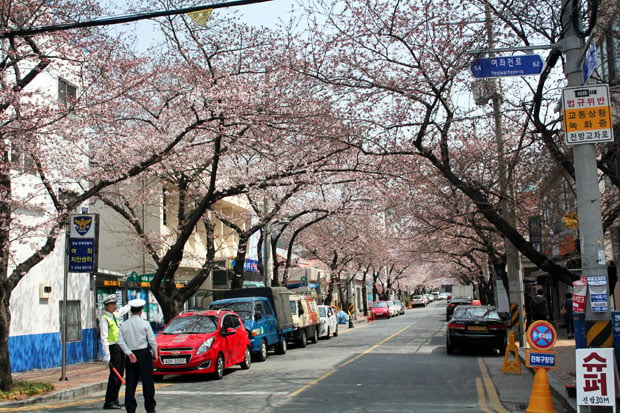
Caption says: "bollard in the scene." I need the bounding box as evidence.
[525,368,555,413]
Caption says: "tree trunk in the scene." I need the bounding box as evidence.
[338,280,347,309]
[0,142,12,391]
[325,278,335,306]
[0,282,12,391]
[361,283,368,316]
[230,234,250,289]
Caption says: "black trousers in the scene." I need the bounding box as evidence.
[104,344,125,407]
[125,348,156,413]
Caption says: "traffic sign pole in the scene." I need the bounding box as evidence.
[525,321,557,412]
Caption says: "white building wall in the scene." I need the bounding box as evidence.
[7,56,95,372]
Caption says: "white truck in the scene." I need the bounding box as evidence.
[450,284,474,299]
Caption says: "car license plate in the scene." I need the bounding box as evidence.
[468,326,487,332]
[162,358,186,365]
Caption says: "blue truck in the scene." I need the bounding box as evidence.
[208,287,294,361]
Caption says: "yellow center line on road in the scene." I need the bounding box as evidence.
[0,383,172,412]
[477,357,511,413]
[289,326,410,398]
[476,378,493,413]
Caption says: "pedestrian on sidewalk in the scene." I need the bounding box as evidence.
[100,294,131,410]
[562,292,574,338]
[527,288,549,329]
[118,298,158,413]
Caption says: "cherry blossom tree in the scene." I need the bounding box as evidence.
[289,0,578,287]
[0,0,215,390]
[94,11,361,322]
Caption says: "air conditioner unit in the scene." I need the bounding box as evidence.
[39,284,52,299]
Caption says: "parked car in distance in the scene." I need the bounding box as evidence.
[446,305,507,355]
[446,297,472,321]
[153,309,251,380]
[438,292,451,301]
[387,300,398,317]
[317,305,338,338]
[425,294,435,303]
[411,295,427,308]
[371,301,391,319]
[393,299,405,315]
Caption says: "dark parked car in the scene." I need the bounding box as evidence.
[445,297,472,321]
[446,305,507,355]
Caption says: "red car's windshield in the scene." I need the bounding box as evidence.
[161,315,218,335]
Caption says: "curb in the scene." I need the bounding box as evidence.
[0,381,106,409]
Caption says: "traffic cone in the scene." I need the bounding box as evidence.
[525,368,555,413]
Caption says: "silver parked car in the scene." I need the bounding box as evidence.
[393,299,405,315]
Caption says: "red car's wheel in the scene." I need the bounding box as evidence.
[240,347,251,370]
[212,354,225,380]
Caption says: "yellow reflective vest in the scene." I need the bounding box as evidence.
[102,313,120,344]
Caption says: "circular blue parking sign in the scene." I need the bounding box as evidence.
[526,321,557,351]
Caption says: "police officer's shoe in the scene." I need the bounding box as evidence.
[103,404,121,409]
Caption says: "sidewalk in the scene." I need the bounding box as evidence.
[0,361,109,409]
[0,316,579,412]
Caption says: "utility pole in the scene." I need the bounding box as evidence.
[483,4,525,346]
[562,0,611,325]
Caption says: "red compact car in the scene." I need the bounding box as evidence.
[153,309,251,380]
[371,301,391,319]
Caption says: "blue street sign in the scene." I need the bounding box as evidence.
[582,43,596,85]
[527,351,557,368]
[470,54,545,78]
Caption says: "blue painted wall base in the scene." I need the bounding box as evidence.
[9,328,97,372]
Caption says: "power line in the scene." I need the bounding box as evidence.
[0,0,273,39]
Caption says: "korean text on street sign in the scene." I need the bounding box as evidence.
[582,43,596,85]
[562,84,614,144]
[526,350,557,368]
[470,54,544,78]
[68,214,98,272]
[576,348,616,406]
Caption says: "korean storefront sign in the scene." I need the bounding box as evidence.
[576,348,616,407]
[562,84,614,145]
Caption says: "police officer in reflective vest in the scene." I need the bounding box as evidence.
[118,298,158,413]
[100,294,130,409]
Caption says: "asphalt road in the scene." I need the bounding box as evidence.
[23,302,524,413]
